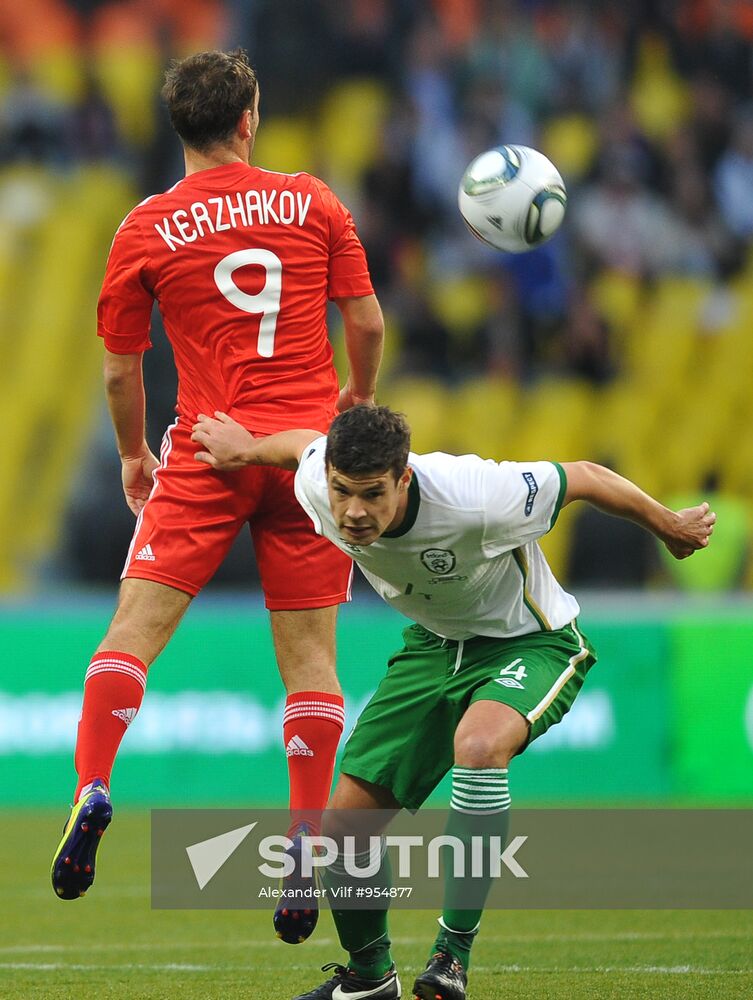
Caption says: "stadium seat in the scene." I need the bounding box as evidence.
[630,35,690,139]
[427,274,492,341]
[319,79,390,186]
[253,118,316,176]
[95,45,160,146]
[450,377,520,459]
[588,270,642,342]
[718,422,753,498]
[28,46,84,104]
[541,114,598,182]
[0,166,135,591]
[379,378,449,454]
[625,277,710,388]
[0,54,9,97]
[502,378,596,464]
[588,382,662,497]
[486,378,597,579]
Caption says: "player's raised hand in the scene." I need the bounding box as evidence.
[663,501,716,559]
[192,411,254,471]
[121,450,160,515]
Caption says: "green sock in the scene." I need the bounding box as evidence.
[433,916,480,971]
[432,765,511,970]
[324,843,393,979]
[346,928,392,979]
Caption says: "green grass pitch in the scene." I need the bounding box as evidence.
[4,811,752,999]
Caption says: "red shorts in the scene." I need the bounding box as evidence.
[122,418,352,609]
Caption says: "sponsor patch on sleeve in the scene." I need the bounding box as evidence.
[522,471,538,516]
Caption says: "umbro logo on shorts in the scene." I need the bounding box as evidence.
[286,735,314,757]
[495,677,525,689]
[135,544,156,561]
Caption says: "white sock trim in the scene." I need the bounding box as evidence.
[451,766,510,814]
[438,915,480,935]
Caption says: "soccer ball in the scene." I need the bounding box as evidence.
[458,145,567,253]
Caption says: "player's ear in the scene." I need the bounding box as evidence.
[238,108,253,140]
[399,467,412,491]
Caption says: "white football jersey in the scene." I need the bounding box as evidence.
[294,437,580,640]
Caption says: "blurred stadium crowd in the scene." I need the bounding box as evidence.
[1,0,751,593]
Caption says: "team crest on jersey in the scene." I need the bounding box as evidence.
[420,548,456,575]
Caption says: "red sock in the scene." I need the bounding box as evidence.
[73,650,148,802]
[283,691,345,834]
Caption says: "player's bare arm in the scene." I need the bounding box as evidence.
[335,293,384,411]
[561,460,716,559]
[192,412,319,472]
[103,348,159,515]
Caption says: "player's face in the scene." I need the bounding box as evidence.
[327,466,411,546]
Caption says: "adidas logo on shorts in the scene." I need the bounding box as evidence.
[286,735,314,757]
[135,544,156,562]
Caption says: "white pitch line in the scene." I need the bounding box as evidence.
[0,939,335,954]
[411,965,752,976]
[0,964,229,972]
[0,962,749,975]
[427,929,753,945]
[5,887,148,901]
[1,929,750,956]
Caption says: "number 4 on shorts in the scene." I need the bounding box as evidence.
[495,657,527,689]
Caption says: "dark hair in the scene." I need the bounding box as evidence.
[162,49,258,152]
[325,405,411,480]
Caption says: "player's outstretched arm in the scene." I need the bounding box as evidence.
[192,412,319,472]
[560,461,716,560]
[335,293,384,411]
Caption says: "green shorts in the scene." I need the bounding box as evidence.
[341,620,596,811]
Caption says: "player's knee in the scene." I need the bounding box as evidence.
[454,727,520,768]
[100,581,191,660]
[107,601,165,642]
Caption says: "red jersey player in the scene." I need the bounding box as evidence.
[51,50,384,945]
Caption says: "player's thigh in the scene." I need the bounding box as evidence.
[123,418,251,596]
[464,621,597,751]
[98,578,192,665]
[341,625,464,812]
[249,466,352,612]
[270,605,340,693]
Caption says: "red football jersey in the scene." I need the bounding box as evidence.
[97,162,374,433]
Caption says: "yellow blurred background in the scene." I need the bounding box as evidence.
[1,0,752,595]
